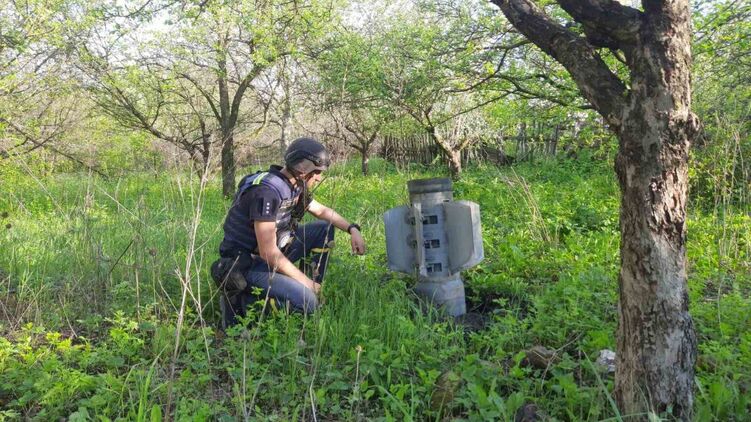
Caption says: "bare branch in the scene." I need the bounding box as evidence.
[0,117,108,178]
[229,65,267,128]
[490,0,628,128]
[446,41,528,94]
[178,72,222,122]
[434,93,511,126]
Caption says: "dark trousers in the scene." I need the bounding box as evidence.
[221,221,335,327]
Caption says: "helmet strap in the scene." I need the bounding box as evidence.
[283,164,324,194]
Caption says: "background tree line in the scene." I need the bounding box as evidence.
[0,0,638,182]
[4,1,746,193]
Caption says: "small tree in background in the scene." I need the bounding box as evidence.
[314,28,393,175]
[80,0,333,195]
[317,1,521,177]
[0,0,97,171]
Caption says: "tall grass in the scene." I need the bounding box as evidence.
[0,155,749,420]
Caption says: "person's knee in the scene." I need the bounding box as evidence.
[264,274,320,314]
[300,221,335,252]
[299,287,319,314]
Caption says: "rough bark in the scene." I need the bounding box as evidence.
[490,0,698,419]
[221,134,235,195]
[200,130,211,173]
[614,1,698,417]
[215,43,262,196]
[491,0,628,127]
[426,127,463,177]
[218,50,235,197]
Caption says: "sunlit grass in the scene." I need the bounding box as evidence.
[0,156,748,420]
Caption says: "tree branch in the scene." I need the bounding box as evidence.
[434,92,511,126]
[0,118,108,178]
[490,0,628,128]
[178,72,222,123]
[229,65,266,128]
[557,0,642,48]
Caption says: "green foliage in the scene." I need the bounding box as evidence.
[0,0,99,163]
[691,0,751,213]
[1,156,749,419]
[316,0,517,164]
[1,1,749,418]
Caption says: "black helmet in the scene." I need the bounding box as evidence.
[284,137,330,175]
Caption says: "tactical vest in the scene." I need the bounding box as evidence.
[219,168,301,256]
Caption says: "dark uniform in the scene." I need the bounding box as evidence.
[216,165,334,327]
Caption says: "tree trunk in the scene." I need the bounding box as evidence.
[221,132,235,197]
[517,122,528,161]
[361,151,369,176]
[189,151,206,178]
[447,149,461,178]
[490,0,699,419]
[201,141,210,172]
[613,5,698,419]
[280,82,293,157]
[217,42,235,197]
[614,127,696,419]
[548,125,559,156]
[200,123,211,175]
[427,127,462,177]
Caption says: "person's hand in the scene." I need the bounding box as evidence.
[304,278,321,296]
[310,282,321,296]
[350,229,367,255]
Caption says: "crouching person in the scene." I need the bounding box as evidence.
[211,137,366,328]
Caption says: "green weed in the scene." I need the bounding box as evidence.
[0,156,749,420]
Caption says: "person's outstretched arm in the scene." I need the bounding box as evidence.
[307,200,366,255]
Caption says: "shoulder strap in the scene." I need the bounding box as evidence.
[252,172,269,185]
[237,171,260,190]
[237,170,288,200]
[233,171,264,205]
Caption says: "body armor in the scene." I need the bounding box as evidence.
[220,167,303,257]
